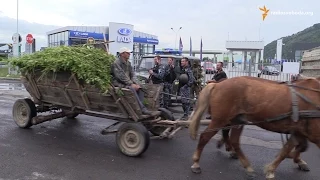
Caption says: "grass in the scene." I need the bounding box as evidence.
[0,67,21,78]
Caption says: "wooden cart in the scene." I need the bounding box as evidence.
[12,69,191,157]
[11,42,213,157]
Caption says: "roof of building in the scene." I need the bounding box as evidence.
[46,25,158,39]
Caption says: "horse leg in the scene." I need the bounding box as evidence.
[286,136,310,171]
[191,120,223,174]
[229,126,255,179]
[216,129,228,149]
[287,149,310,171]
[264,135,296,180]
[216,128,238,159]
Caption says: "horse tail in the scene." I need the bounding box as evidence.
[189,83,216,140]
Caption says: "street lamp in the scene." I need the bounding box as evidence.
[171,27,182,49]
[17,0,19,33]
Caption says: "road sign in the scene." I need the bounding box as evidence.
[12,33,22,44]
[26,34,34,44]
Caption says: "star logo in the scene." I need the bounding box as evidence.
[259,5,270,21]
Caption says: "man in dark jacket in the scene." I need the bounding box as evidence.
[206,61,227,119]
[111,47,160,116]
[179,57,195,120]
[163,56,177,109]
[149,55,166,84]
[206,61,227,84]
[149,55,166,107]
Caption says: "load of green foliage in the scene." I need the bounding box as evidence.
[9,45,116,91]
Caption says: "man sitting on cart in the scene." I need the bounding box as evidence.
[111,47,161,116]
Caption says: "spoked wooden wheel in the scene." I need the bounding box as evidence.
[12,98,37,128]
[116,123,150,157]
[149,108,175,136]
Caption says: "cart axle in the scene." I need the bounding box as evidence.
[31,111,75,125]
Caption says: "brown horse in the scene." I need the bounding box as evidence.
[216,75,316,169]
[188,76,320,179]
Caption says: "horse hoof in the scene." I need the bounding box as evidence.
[230,152,238,159]
[246,172,256,180]
[298,164,310,171]
[191,167,202,174]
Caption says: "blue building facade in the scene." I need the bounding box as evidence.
[46,25,159,66]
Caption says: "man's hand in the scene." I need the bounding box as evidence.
[131,84,141,91]
[148,70,153,75]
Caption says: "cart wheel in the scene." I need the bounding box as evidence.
[149,108,175,136]
[12,98,37,128]
[116,123,150,157]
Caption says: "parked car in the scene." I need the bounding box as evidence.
[261,66,280,75]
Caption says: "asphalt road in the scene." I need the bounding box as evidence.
[0,89,319,180]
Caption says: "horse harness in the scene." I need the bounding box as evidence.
[285,80,320,137]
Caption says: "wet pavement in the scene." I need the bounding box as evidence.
[0,89,319,180]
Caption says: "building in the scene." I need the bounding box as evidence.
[46,22,159,66]
[0,43,13,59]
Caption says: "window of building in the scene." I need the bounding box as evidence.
[48,31,70,47]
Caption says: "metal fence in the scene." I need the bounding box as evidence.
[203,59,301,82]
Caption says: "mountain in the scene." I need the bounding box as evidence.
[263,23,320,60]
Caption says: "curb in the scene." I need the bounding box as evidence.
[0,77,21,82]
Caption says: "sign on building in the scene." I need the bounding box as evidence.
[108,22,134,61]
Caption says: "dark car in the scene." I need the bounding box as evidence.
[261,66,280,75]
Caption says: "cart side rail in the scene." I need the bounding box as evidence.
[21,70,163,122]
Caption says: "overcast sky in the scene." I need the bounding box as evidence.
[0,0,318,51]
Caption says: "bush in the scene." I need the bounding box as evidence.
[9,45,116,91]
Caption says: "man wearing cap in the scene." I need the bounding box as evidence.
[111,47,160,116]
